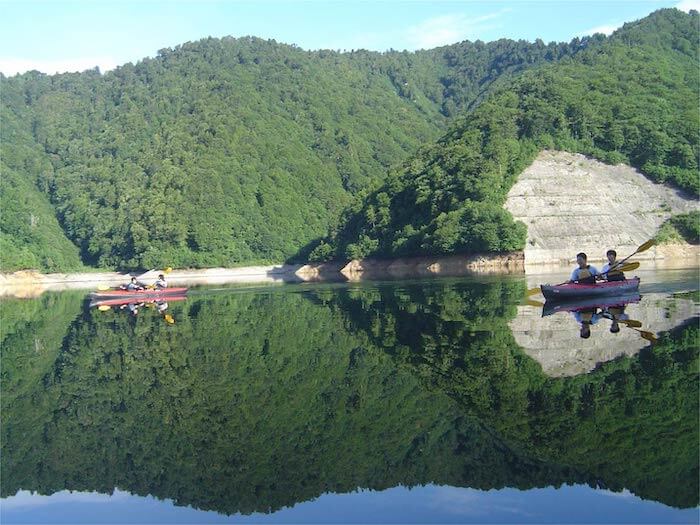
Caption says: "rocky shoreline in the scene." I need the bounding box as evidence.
[1,247,697,298]
[0,252,525,297]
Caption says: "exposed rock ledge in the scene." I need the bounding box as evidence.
[505,150,699,265]
[333,252,524,280]
[0,253,523,297]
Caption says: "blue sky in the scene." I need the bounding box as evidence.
[2,485,697,523]
[0,0,698,76]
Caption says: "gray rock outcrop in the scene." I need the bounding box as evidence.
[505,151,699,265]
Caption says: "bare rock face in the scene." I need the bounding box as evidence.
[338,252,525,280]
[509,293,698,377]
[505,151,699,265]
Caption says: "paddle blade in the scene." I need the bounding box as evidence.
[636,239,655,253]
[164,267,173,274]
[620,319,643,328]
[96,284,112,291]
[614,261,640,272]
[98,305,111,311]
[527,287,541,296]
[638,330,657,342]
[525,299,544,307]
[164,314,175,324]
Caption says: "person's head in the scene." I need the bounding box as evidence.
[132,308,139,316]
[131,277,137,283]
[576,252,588,268]
[580,323,591,338]
[610,320,621,333]
[158,274,165,280]
[606,250,617,264]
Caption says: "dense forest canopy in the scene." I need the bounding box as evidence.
[319,8,699,261]
[0,8,696,271]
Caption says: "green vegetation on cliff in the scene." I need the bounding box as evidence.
[320,8,699,260]
[656,211,700,244]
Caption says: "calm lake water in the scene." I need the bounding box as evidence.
[2,268,698,524]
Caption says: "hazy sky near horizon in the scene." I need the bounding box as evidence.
[1,0,698,76]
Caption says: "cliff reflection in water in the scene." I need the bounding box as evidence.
[1,279,697,518]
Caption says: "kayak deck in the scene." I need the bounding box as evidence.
[90,287,188,299]
[540,278,640,301]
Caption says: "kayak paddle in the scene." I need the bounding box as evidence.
[612,240,655,269]
[137,266,173,280]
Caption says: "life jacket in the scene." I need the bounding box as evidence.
[576,266,596,284]
[607,268,625,281]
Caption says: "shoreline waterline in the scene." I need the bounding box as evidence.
[1,249,697,298]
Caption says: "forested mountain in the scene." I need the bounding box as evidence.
[0,8,696,271]
[1,29,594,271]
[319,8,698,261]
[0,99,83,271]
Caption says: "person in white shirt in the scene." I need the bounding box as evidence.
[154,274,168,289]
[568,252,599,284]
[601,250,625,281]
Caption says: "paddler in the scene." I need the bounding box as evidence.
[601,250,625,282]
[154,274,168,290]
[568,252,599,284]
[573,308,601,339]
[119,276,145,291]
[120,301,144,316]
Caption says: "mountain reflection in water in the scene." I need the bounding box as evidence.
[1,272,698,520]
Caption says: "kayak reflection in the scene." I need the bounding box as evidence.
[542,294,655,341]
[90,295,185,323]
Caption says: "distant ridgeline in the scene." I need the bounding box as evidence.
[0,8,697,272]
[1,283,697,512]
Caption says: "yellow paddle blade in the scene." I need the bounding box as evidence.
[526,287,541,296]
[98,305,111,311]
[164,267,173,274]
[164,314,175,324]
[636,239,655,253]
[638,330,657,342]
[617,261,640,272]
[96,284,112,291]
[525,299,544,307]
[620,319,642,328]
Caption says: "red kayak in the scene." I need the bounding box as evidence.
[90,287,189,300]
[90,295,187,308]
[540,278,640,300]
